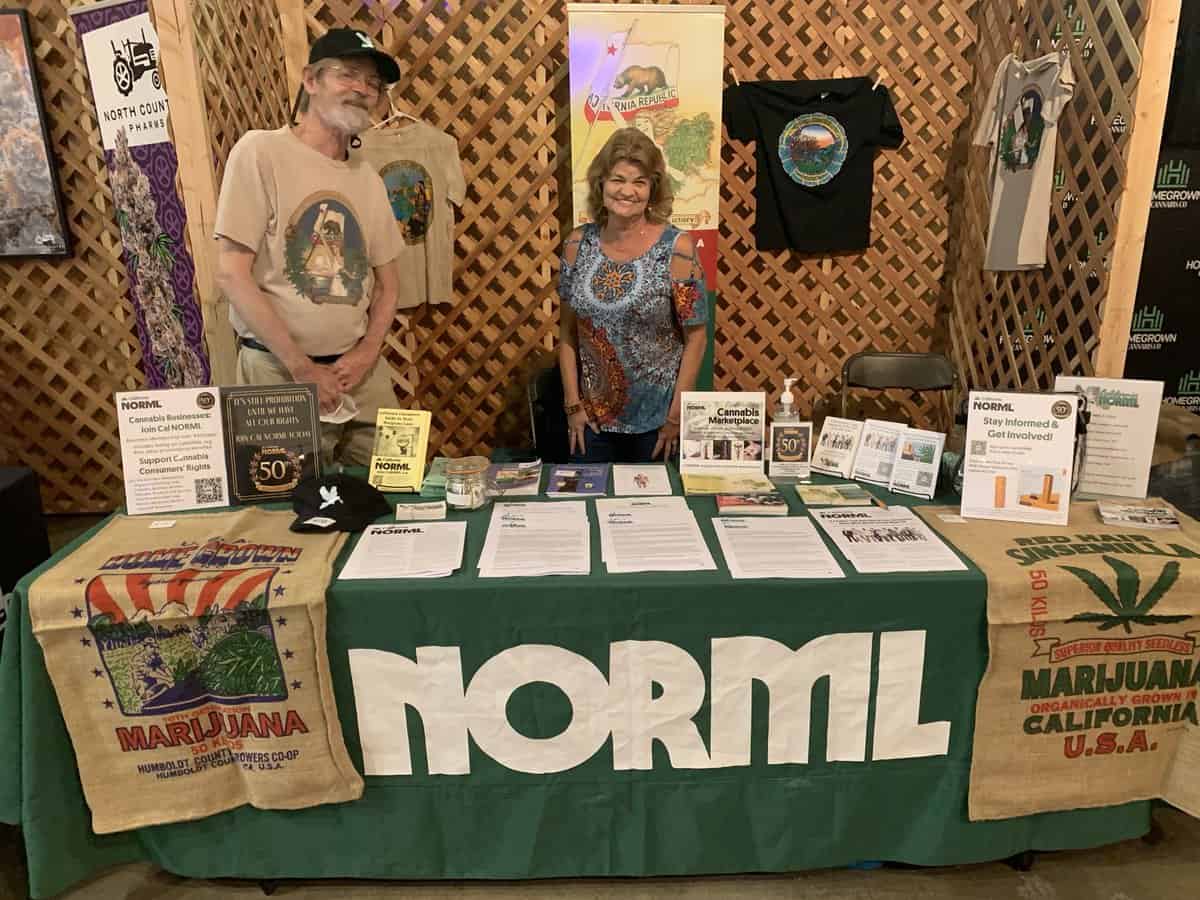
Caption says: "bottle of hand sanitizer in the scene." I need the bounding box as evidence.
[773,376,799,423]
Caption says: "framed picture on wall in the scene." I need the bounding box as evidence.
[0,9,71,257]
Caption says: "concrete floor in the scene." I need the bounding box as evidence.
[1,809,1198,898]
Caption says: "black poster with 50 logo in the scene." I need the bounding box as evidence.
[221,384,321,503]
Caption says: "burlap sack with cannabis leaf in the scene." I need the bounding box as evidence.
[28,508,363,834]
[919,502,1200,820]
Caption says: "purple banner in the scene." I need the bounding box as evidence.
[71,0,210,388]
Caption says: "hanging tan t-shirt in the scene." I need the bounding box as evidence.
[214,127,404,355]
[972,52,1075,271]
[355,123,466,308]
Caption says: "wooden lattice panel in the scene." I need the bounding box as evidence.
[287,0,981,452]
[948,0,1147,390]
[719,2,980,426]
[0,0,144,513]
[192,0,291,184]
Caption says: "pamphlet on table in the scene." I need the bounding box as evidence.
[852,418,904,486]
[812,416,864,478]
[597,497,715,573]
[960,391,1078,526]
[768,421,812,479]
[679,391,766,494]
[612,464,673,496]
[487,460,542,496]
[795,482,873,506]
[394,499,446,521]
[222,383,322,504]
[1054,375,1162,499]
[116,387,229,516]
[367,408,431,492]
[714,516,845,579]
[338,522,467,579]
[888,427,945,500]
[680,471,776,495]
[546,463,609,496]
[716,492,788,515]
[478,501,590,576]
[811,506,967,573]
[420,456,450,498]
[1096,501,1181,530]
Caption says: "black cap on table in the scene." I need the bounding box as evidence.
[290,473,391,533]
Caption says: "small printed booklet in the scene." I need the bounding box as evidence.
[487,460,542,496]
[1096,502,1181,530]
[716,492,789,516]
[546,463,609,497]
[795,483,874,506]
[681,471,776,495]
[612,464,673,496]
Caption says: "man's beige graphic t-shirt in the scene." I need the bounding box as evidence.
[972,52,1075,271]
[214,128,403,355]
[356,123,466,308]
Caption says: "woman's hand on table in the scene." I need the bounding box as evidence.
[568,408,598,456]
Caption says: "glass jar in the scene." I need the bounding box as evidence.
[445,456,491,510]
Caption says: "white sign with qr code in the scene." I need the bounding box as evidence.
[115,386,229,516]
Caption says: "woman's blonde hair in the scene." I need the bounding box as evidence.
[585,127,673,226]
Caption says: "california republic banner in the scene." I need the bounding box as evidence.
[918,503,1200,820]
[566,3,724,287]
[28,509,362,833]
[71,0,209,387]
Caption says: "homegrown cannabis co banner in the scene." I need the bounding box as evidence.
[1123,146,1200,409]
[566,3,724,288]
[71,0,209,388]
[920,503,1200,820]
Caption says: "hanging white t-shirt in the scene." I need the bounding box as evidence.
[972,52,1075,271]
[355,123,466,307]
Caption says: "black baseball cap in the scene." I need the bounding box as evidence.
[309,28,401,84]
[290,473,391,533]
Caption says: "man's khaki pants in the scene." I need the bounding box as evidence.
[236,346,396,466]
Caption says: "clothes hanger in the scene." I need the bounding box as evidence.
[727,62,741,86]
[372,89,420,130]
[872,71,884,90]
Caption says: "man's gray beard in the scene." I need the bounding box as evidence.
[316,101,371,136]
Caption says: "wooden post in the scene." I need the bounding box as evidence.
[276,0,308,100]
[152,0,235,385]
[1094,0,1182,377]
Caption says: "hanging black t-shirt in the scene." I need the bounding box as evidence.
[723,78,904,252]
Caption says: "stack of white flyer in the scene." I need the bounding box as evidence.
[478,501,591,577]
[810,506,966,574]
[612,464,673,496]
[596,497,716,574]
[338,522,467,579]
[714,517,845,579]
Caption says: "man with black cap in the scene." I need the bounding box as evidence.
[214,29,405,466]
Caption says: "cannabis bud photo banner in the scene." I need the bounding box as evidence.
[27,509,362,833]
[919,503,1200,821]
[71,0,209,388]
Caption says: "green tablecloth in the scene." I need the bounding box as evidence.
[0,476,1150,898]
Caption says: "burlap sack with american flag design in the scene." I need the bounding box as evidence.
[28,508,363,833]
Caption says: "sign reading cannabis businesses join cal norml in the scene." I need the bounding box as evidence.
[920,503,1200,820]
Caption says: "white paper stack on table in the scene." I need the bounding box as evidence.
[596,497,716,574]
[478,501,591,577]
[612,464,673,496]
[714,517,845,579]
[338,522,467,579]
[810,506,966,574]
